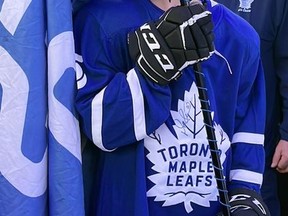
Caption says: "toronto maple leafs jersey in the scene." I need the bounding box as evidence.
[73,0,266,215]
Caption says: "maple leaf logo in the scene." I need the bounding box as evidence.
[144,82,230,213]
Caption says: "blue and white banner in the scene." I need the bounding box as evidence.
[0,0,85,215]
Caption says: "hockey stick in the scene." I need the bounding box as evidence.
[180,0,231,215]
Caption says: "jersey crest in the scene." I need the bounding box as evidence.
[144,82,230,213]
[238,0,255,12]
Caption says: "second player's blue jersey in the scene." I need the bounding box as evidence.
[74,0,266,215]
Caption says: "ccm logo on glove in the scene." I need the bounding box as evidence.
[128,3,215,85]
[140,24,175,72]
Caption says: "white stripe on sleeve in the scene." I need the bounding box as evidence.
[230,169,263,185]
[91,87,115,152]
[232,132,264,145]
[127,68,147,141]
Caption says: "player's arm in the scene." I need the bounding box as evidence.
[228,45,265,189]
[271,1,288,173]
[275,0,288,142]
[226,26,270,215]
[74,8,164,152]
[74,5,214,151]
[216,34,270,216]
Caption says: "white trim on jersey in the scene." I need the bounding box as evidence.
[230,169,263,185]
[91,87,115,152]
[211,0,218,7]
[127,68,147,141]
[232,132,264,145]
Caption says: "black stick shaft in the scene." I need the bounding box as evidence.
[179,1,231,215]
[193,64,230,216]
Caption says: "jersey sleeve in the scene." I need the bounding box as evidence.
[73,8,172,151]
[210,3,266,193]
[229,37,266,192]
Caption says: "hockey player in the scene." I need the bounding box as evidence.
[74,0,270,215]
[215,1,288,215]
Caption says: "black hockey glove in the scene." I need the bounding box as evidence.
[229,188,271,216]
[128,3,214,85]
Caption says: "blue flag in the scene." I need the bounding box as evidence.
[0,0,85,215]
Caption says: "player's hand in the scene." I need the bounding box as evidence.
[229,188,270,216]
[271,139,288,173]
[128,3,214,85]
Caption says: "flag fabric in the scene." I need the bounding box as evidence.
[0,0,85,215]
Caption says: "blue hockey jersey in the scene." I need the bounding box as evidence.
[73,0,266,215]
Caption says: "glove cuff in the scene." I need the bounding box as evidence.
[229,188,271,216]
